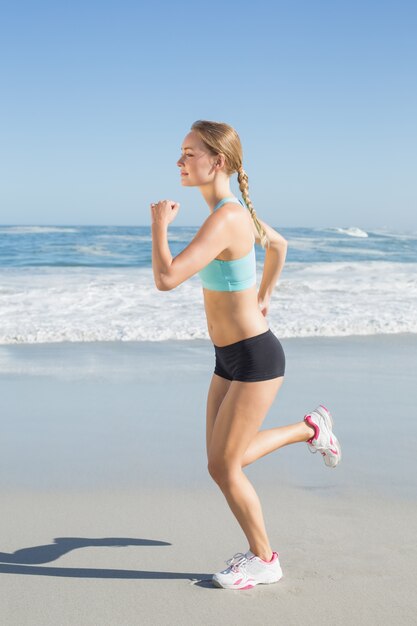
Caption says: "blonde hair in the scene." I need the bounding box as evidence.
[190,120,269,249]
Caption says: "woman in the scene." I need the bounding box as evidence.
[150,120,342,590]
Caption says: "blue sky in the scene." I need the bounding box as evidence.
[1,0,416,229]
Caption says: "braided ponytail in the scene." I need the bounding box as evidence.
[237,166,269,249]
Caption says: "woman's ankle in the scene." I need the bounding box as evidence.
[250,547,274,562]
[303,420,315,441]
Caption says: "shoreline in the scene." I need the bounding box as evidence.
[1,333,416,498]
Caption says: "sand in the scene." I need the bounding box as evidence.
[1,334,416,625]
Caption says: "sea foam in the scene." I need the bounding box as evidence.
[0,262,416,344]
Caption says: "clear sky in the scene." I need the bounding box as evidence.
[1,0,416,229]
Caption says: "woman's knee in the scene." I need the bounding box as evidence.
[207,457,241,485]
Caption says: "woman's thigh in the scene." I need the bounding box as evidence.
[207,376,284,472]
[206,373,232,458]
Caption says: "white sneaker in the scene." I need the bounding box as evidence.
[212,550,283,590]
[304,404,342,468]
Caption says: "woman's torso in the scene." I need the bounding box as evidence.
[203,202,269,347]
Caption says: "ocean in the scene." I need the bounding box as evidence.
[0,224,416,344]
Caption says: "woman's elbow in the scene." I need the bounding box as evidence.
[157,274,174,291]
[154,275,168,290]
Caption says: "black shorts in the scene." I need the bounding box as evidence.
[213,328,286,382]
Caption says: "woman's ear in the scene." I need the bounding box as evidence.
[216,154,226,168]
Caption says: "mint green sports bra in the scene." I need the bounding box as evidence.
[198,196,256,292]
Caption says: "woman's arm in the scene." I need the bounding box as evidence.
[250,215,288,302]
[151,221,173,290]
[258,240,288,302]
[151,202,232,291]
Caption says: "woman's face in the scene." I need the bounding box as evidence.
[177,131,219,186]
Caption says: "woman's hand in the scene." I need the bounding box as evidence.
[150,199,180,225]
[258,294,270,317]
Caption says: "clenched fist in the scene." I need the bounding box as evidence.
[150,199,180,225]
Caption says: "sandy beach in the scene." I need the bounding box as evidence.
[1,334,416,625]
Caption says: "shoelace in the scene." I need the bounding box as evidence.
[225,552,249,573]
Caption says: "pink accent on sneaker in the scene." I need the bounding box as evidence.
[240,583,254,590]
[305,414,320,442]
[234,578,243,585]
[260,551,278,563]
[330,448,339,455]
[320,404,328,412]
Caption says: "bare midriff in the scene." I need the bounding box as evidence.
[202,204,269,347]
[203,285,269,347]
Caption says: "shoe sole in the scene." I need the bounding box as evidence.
[212,572,283,590]
[323,435,342,467]
[315,405,341,467]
